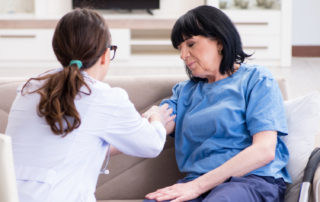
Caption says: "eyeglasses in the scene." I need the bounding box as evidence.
[107,45,117,61]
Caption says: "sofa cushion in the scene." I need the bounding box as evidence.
[95,138,185,200]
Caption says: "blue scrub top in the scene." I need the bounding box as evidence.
[161,64,291,183]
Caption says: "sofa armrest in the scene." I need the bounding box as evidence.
[0,134,19,202]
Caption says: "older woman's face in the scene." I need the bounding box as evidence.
[178,35,223,82]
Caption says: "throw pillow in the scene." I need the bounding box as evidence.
[282,91,320,202]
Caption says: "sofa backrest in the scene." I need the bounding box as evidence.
[0,79,26,134]
[0,76,288,133]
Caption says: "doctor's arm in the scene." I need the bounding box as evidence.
[145,130,277,202]
[109,105,175,157]
[164,119,175,135]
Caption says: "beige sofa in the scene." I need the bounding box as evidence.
[0,75,319,202]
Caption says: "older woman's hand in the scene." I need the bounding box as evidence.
[145,180,202,202]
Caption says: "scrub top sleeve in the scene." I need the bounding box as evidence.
[102,88,166,158]
[246,76,288,136]
[160,82,184,117]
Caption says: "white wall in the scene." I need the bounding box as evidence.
[292,0,320,45]
[35,0,205,18]
[4,0,319,46]
[0,0,34,14]
[34,0,72,17]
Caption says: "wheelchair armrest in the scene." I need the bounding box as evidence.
[299,147,320,202]
[303,148,320,183]
[313,165,320,202]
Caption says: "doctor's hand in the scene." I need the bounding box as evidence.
[110,145,121,156]
[145,181,202,202]
[142,104,175,127]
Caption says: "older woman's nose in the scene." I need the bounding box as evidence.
[180,47,189,61]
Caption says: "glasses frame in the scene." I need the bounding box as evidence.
[107,45,117,61]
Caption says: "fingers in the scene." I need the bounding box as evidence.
[141,112,147,118]
[145,187,178,201]
[142,106,158,119]
[157,194,177,201]
[144,104,172,116]
[159,103,169,109]
[146,182,200,202]
[145,189,164,199]
[168,114,176,122]
[164,109,175,125]
[145,186,171,198]
[171,196,185,202]
[142,104,175,126]
[166,107,173,115]
[159,104,174,117]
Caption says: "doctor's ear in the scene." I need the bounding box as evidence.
[101,50,109,65]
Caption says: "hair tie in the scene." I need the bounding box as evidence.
[69,60,83,69]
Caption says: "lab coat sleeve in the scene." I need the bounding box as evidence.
[101,88,166,158]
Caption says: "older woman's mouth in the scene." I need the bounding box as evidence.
[187,62,195,69]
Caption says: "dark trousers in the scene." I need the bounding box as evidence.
[144,174,286,202]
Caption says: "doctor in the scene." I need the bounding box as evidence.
[6,8,174,202]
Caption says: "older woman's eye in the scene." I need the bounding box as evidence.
[187,43,194,47]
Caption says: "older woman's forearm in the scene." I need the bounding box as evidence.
[193,131,277,194]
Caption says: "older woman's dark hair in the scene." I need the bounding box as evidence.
[171,5,250,81]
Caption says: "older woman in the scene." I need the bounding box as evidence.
[144,5,290,202]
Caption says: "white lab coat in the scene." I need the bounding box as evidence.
[6,71,166,202]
